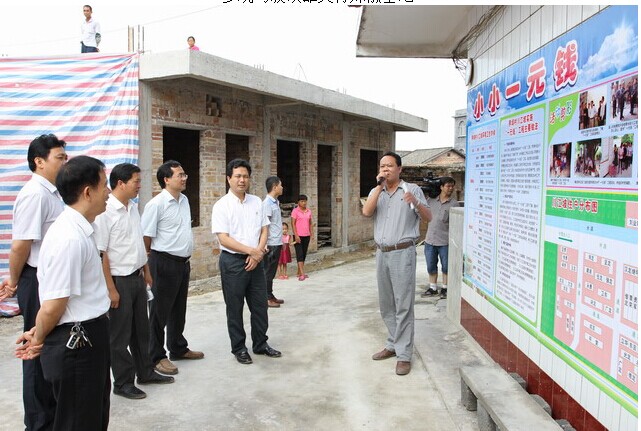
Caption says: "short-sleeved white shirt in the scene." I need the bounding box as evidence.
[37,207,110,324]
[93,194,147,276]
[81,17,101,47]
[140,189,193,258]
[12,174,64,268]
[211,191,269,254]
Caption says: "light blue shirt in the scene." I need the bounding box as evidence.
[141,189,193,258]
[262,195,283,246]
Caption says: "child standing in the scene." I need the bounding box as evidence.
[278,222,293,279]
[291,194,313,281]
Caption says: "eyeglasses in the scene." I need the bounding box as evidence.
[175,173,188,179]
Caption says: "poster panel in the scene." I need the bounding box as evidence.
[464,5,638,412]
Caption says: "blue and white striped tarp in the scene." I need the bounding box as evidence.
[0,53,139,276]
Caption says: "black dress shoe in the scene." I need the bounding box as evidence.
[253,346,282,358]
[235,350,253,364]
[113,384,147,400]
[137,372,175,385]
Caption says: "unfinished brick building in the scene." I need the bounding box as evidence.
[137,50,428,281]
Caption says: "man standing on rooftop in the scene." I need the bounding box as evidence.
[81,5,101,53]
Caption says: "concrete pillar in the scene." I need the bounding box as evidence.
[341,120,350,248]
[509,372,527,390]
[138,81,153,207]
[531,394,552,415]
[263,106,272,182]
[460,379,477,411]
[477,401,497,431]
[556,419,577,431]
[447,207,464,324]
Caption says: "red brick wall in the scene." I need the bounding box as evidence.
[461,299,607,431]
[144,78,394,280]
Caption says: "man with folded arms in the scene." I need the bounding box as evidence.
[141,160,204,376]
[212,159,281,365]
[94,163,174,400]
[16,156,112,430]
[362,151,431,376]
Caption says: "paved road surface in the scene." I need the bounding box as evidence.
[0,246,490,430]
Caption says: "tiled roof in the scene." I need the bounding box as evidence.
[401,147,462,166]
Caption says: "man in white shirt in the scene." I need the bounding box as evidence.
[3,134,66,431]
[94,163,174,400]
[141,160,203,376]
[212,159,281,365]
[80,5,101,53]
[15,155,111,431]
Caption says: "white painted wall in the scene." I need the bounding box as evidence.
[467,6,603,88]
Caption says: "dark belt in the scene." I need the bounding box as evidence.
[59,313,108,327]
[114,267,144,278]
[222,250,248,258]
[152,250,190,263]
[376,241,415,253]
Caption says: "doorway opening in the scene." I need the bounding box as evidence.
[163,127,200,227]
[317,144,333,248]
[277,140,300,205]
[360,149,380,197]
[225,134,250,193]
[277,140,301,235]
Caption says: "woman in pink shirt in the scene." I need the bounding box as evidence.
[291,194,313,281]
[187,36,200,51]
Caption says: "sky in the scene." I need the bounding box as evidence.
[0,1,469,151]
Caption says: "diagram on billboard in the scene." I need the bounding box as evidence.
[548,223,638,394]
[544,70,638,397]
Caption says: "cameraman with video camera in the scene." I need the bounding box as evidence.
[421,176,459,299]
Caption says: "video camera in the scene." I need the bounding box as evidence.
[421,172,442,199]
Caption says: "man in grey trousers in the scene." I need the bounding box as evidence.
[362,151,431,376]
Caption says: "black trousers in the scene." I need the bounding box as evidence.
[263,245,282,298]
[17,265,55,431]
[219,251,269,355]
[148,251,190,364]
[109,272,155,389]
[40,316,110,431]
[294,236,311,262]
[80,42,98,53]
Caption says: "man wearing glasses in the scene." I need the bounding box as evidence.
[141,161,204,377]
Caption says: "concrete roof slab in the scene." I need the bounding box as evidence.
[356,5,474,59]
[139,50,428,132]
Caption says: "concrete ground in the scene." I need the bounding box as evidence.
[0,246,492,430]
